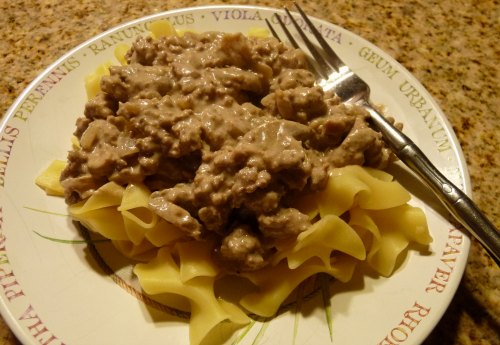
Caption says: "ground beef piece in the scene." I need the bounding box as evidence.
[79,119,119,150]
[100,65,173,102]
[276,69,316,90]
[74,117,91,139]
[308,113,356,149]
[327,115,385,167]
[262,68,324,121]
[241,189,282,215]
[258,208,312,239]
[60,150,105,203]
[199,104,254,150]
[211,66,264,94]
[247,36,308,73]
[84,92,118,121]
[125,36,159,65]
[198,206,232,233]
[216,225,268,272]
[274,85,327,122]
[149,192,202,239]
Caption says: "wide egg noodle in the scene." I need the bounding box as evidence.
[272,214,366,269]
[144,220,186,247]
[119,184,185,248]
[69,182,186,259]
[84,61,113,99]
[353,172,412,210]
[35,160,67,197]
[319,167,431,276]
[112,238,157,261]
[36,152,433,343]
[363,167,394,182]
[117,183,160,245]
[149,19,177,39]
[114,43,130,66]
[69,182,128,241]
[70,181,124,211]
[177,240,220,283]
[348,206,382,253]
[240,255,357,317]
[315,170,370,216]
[134,247,250,345]
[291,165,431,277]
[72,207,126,240]
[362,205,431,276]
[314,165,412,217]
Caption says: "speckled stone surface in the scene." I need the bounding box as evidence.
[0,0,498,344]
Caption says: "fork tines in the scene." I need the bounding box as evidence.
[265,2,345,79]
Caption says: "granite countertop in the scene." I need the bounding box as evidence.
[0,0,498,344]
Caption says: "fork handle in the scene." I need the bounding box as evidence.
[361,100,500,266]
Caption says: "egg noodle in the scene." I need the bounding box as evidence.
[35,20,432,345]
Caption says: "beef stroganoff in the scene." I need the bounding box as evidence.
[36,21,432,345]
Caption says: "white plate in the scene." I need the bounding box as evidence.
[0,5,470,345]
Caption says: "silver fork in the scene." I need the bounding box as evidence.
[266,3,500,266]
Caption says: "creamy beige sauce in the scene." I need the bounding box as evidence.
[61,31,394,272]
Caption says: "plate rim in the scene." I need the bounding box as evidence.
[0,4,471,345]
